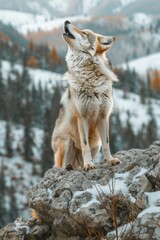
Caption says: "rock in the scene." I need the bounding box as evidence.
[133,212,160,240]
[135,191,148,209]
[0,218,50,240]
[145,161,160,190]
[129,175,153,197]
[0,141,160,239]
[125,165,141,186]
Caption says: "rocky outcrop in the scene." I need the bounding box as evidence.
[0,141,160,240]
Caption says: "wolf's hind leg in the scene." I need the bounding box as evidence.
[91,146,100,160]
[63,138,75,170]
[63,138,83,170]
[54,140,64,168]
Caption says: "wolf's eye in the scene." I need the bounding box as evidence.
[82,32,87,35]
[102,42,109,45]
[102,39,112,45]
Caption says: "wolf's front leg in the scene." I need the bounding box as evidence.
[98,118,121,167]
[63,138,74,170]
[77,118,95,171]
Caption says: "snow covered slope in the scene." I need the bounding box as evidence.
[0,121,43,219]
[113,89,160,135]
[0,0,159,35]
[0,10,90,34]
[1,60,160,136]
[1,60,63,90]
[121,52,160,76]
[0,0,158,17]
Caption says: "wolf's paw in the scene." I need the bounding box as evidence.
[65,163,73,171]
[106,158,121,167]
[83,162,95,171]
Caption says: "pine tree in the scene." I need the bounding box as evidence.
[110,110,122,153]
[5,121,13,157]
[146,106,157,145]
[0,68,5,119]
[40,85,63,175]
[51,85,62,129]
[41,108,53,176]
[140,81,146,104]
[21,66,31,91]
[0,160,7,227]
[8,185,18,222]
[22,91,34,162]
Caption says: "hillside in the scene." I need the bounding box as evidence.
[0,0,160,66]
[121,52,160,76]
[0,0,160,17]
[1,60,63,90]
[0,121,43,222]
[0,21,27,46]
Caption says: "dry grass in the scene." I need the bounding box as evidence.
[85,173,142,240]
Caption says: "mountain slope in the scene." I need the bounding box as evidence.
[0,0,159,17]
[1,59,160,135]
[121,52,160,76]
[0,21,27,46]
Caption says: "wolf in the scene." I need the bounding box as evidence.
[51,21,121,171]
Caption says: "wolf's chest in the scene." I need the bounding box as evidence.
[75,85,113,118]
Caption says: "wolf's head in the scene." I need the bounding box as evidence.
[63,20,115,57]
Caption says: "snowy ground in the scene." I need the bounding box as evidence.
[71,168,160,223]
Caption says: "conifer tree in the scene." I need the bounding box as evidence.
[41,108,53,175]
[0,160,7,227]
[5,121,13,157]
[8,185,18,222]
[22,91,34,162]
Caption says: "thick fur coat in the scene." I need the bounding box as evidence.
[51,21,121,171]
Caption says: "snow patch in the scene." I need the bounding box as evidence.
[82,0,100,15]
[14,222,30,233]
[113,89,160,136]
[72,171,135,211]
[121,52,160,76]
[133,168,148,180]
[120,0,139,7]
[49,0,69,13]
[138,191,160,217]
[1,60,63,92]
[0,10,91,34]
[132,13,152,26]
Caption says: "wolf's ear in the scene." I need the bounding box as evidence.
[97,36,115,53]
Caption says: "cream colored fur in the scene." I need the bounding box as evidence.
[51,21,121,171]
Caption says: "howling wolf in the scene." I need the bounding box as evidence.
[51,21,121,171]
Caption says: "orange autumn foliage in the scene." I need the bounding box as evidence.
[151,69,160,92]
[27,56,38,68]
